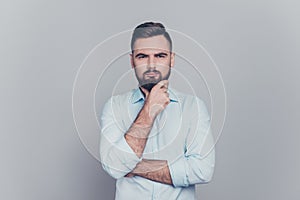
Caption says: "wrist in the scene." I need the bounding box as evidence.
[136,103,155,125]
[143,101,159,121]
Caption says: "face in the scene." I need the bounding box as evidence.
[130,35,175,91]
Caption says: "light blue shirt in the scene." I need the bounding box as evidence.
[100,87,215,200]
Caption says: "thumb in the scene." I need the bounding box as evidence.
[139,86,149,98]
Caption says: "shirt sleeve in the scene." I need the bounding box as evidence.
[168,97,215,187]
[99,97,142,179]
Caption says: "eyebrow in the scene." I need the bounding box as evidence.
[155,52,168,57]
[134,52,169,58]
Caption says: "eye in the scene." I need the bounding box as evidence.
[156,54,167,58]
[136,54,147,59]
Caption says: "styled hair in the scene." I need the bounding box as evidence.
[131,22,172,52]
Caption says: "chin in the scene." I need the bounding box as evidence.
[140,82,157,92]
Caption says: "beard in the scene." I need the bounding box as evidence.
[136,67,171,92]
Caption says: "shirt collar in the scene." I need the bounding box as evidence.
[130,87,179,104]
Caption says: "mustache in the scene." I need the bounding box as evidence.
[143,69,161,74]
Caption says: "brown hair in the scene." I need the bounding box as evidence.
[131,22,172,52]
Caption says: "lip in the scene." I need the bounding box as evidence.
[145,72,158,76]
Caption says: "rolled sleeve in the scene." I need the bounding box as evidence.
[115,134,142,168]
[168,97,215,187]
[168,149,215,187]
[168,155,189,187]
[100,97,141,179]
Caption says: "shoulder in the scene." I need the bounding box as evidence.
[170,88,209,117]
[101,90,136,117]
[171,88,207,107]
[104,89,136,105]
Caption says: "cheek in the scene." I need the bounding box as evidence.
[158,58,171,68]
[133,59,147,67]
[157,64,170,73]
[134,66,146,76]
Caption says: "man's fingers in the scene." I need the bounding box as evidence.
[157,80,169,90]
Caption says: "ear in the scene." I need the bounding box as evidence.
[130,53,134,68]
[170,52,175,67]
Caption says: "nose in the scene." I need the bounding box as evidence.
[147,55,156,70]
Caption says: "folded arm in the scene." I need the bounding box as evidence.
[100,82,170,179]
[126,97,216,187]
[126,159,173,185]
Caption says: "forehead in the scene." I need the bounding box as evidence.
[133,35,171,53]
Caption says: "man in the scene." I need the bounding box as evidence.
[100,22,215,200]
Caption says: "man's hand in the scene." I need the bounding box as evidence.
[140,80,170,119]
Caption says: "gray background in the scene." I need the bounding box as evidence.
[1,0,299,199]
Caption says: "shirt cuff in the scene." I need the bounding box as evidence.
[115,136,142,171]
[168,155,189,187]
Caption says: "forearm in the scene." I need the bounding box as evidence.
[125,104,154,158]
[125,83,169,158]
[129,159,173,185]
